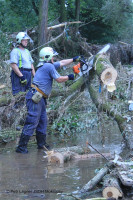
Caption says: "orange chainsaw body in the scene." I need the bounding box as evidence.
[73,63,81,74]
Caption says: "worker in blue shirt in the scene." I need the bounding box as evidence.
[16,46,80,153]
[10,32,35,95]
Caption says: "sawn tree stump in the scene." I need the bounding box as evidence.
[102,174,123,199]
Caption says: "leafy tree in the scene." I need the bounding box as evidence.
[0,0,133,46]
[0,0,39,32]
[101,0,133,42]
[78,0,133,43]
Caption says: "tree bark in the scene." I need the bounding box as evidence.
[94,54,117,87]
[38,0,49,46]
[75,0,80,32]
[51,76,84,98]
[87,54,133,150]
[80,166,109,193]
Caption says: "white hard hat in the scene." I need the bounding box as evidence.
[16,32,30,44]
[39,47,58,62]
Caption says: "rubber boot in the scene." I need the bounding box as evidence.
[16,134,30,154]
[36,133,50,150]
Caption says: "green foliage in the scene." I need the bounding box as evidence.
[0,129,20,143]
[48,0,60,23]
[0,0,39,32]
[101,0,133,42]
[0,32,11,60]
[77,0,133,43]
[52,114,80,138]
[0,0,133,48]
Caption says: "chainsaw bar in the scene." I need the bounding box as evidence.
[74,44,111,82]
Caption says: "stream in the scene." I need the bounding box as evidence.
[0,147,106,200]
[0,120,130,200]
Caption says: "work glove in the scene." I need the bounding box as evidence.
[73,56,81,62]
[20,76,27,85]
[68,74,74,80]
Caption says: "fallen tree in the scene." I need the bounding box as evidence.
[102,174,123,199]
[87,54,133,150]
[59,154,133,200]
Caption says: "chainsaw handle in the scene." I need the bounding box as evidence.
[80,62,88,72]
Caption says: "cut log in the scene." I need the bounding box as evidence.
[44,146,91,164]
[102,174,123,199]
[94,54,117,91]
[46,151,74,164]
[43,146,113,164]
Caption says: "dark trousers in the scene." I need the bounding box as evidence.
[22,90,47,137]
[11,68,32,95]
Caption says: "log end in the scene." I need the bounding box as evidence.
[101,67,117,86]
[102,186,123,199]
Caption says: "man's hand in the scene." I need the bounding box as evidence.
[68,74,74,80]
[20,76,27,85]
[73,56,81,62]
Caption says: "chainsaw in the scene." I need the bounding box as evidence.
[73,44,111,82]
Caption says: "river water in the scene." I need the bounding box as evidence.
[0,116,131,200]
[0,147,107,200]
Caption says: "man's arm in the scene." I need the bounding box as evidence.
[11,63,23,77]
[59,56,80,67]
[55,74,74,83]
[31,64,35,76]
[55,76,69,83]
[59,59,73,67]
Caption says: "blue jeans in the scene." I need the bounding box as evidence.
[11,68,32,95]
[22,89,47,137]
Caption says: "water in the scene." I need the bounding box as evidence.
[0,147,106,200]
[0,115,130,200]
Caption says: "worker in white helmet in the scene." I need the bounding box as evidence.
[10,32,35,95]
[16,46,80,153]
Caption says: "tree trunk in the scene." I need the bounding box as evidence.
[38,0,49,46]
[75,0,80,32]
[51,76,84,98]
[94,54,117,91]
[102,174,123,199]
[87,53,133,150]
[80,166,109,192]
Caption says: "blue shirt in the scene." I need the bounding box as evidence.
[33,62,60,96]
[10,48,34,69]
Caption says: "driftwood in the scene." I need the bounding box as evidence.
[102,174,123,199]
